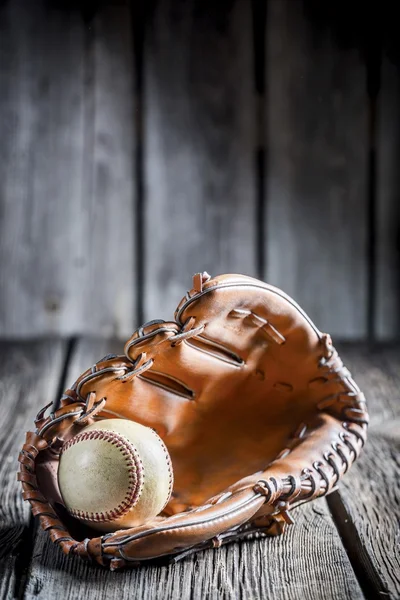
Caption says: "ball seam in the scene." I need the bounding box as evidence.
[60,430,144,523]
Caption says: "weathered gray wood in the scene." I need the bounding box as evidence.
[27,501,363,600]
[26,338,363,600]
[82,5,136,338]
[143,0,257,321]
[375,50,400,340]
[265,1,368,339]
[329,344,400,599]
[0,341,66,600]
[0,1,135,338]
[330,434,400,600]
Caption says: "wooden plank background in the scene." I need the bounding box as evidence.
[143,0,256,321]
[375,16,400,340]
[265,0,368,338]
[0,340,66,599]
[0,0,136,338]
[0,0,399,340]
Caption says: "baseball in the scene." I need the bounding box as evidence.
[57,419,173,533]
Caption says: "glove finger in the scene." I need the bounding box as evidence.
[176,273,322,368]
[100,487,264,564]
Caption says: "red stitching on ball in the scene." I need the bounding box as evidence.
[60,430,144,523]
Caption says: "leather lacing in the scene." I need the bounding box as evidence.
[54,317,205,405]
[28,317,204,435]
[18,322,368,569]
[16,315,204,562]
[252,334,368,520]
[317,334,367,424]
[118,317,205,383]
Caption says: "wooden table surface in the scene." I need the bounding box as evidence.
[0,340,399,600]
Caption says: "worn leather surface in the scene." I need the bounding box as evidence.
[18,273,368,570]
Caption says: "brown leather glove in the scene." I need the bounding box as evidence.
[18,273,368,570]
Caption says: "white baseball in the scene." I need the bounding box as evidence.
[57,419,173,533]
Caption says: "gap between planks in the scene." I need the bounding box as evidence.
[325,344,400,600]
[327,491,390,600]
[0,340,66,600]
[13,339,77,600]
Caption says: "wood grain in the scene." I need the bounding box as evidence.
[330,343,400,599]
[264,0,368,339]
[329,434,400,600]
[143,0,257,321]
[27,500,363,600]
[375,43,400,339]
[0,341,65,600]
[25,338,363,600]
[81,5,136,338]
[0,1,135,338]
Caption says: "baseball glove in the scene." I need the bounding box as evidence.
[18,273,368,570]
